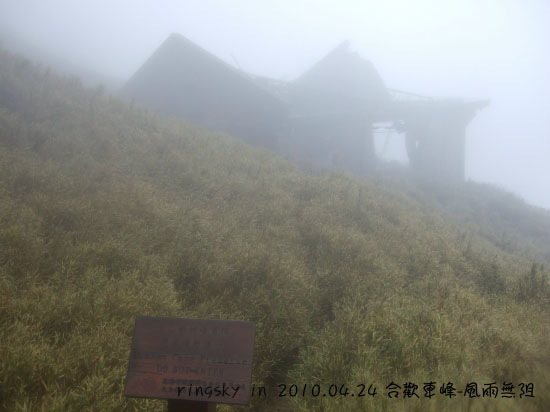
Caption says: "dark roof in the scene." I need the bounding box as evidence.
[290,41,389,117]
[121,34,288,147]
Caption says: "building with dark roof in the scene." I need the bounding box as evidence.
[281,41,390,174]
[121,33,288,149]
[122,34,488,181]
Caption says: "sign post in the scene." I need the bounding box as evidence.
[167,399,215,411]
[124,316,255,410]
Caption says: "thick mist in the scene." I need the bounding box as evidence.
[1,0,548,208]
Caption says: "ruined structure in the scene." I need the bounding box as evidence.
[122,34,488,181]
[281,41,389,175]
[389,98,489,181]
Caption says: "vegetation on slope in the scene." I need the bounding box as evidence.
[0,49,549,411]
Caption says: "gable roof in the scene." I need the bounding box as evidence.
[121,34,288,147]
[290,41,389,117]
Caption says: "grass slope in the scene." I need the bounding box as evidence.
[1,49,549,411]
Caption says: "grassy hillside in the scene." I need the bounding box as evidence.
[1,49,549,411]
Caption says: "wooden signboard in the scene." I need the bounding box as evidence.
[125,316,255,408]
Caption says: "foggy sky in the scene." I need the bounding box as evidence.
[1,0,549,209]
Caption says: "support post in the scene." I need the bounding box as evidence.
[167,399,216,412]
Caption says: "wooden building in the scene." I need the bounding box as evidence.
[122,34,488,182]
